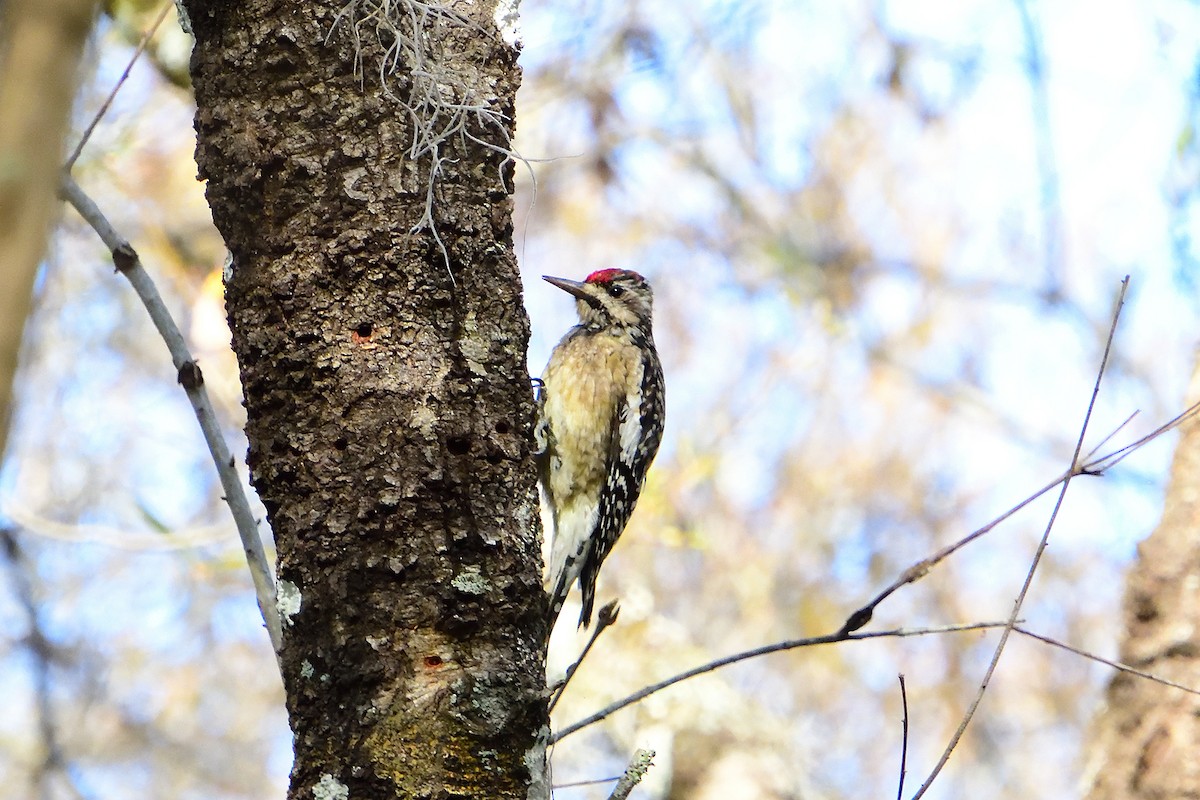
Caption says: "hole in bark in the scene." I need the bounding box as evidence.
[334,437,348,451]
[424,655,444,667]
[486,450,503,465]
[494,420,511,435]
[355,322,373,337]
[447,436,471,455]
[1133,595,1158,623]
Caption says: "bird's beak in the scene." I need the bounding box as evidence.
[543,275,591,302]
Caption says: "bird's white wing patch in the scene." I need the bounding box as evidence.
[617,361,644,462]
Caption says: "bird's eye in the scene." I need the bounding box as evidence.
[609,284,624,297]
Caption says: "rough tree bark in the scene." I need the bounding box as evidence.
[1084,353,1200,799]
[182,1,547,798]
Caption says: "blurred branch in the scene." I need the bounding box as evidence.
[64,0,173,171]
[1015,625,1200,698]
[911,276,1129,799]
[551,619,1012,744]
[1,529,88,800]
[606,749,655,800]
[1013,0,1065,301]
[0,0,98,461]
[59,175,283,660]
[1,504,233,551]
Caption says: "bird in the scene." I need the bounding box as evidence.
[535,268,665,629]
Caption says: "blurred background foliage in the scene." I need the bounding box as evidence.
[3,0,1199,798]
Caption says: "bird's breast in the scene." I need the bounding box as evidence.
[541,330,641,501]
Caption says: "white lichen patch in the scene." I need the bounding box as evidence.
[342,166,371,200]
[173,0,193,35]
[410,404,439,439]
[301,660,315,679]
[515,489,538,535]
[313,773,349,800]
[277,579,302,626]
[459,336,490,376]
[523,726,550,800]
[452,565,488,595]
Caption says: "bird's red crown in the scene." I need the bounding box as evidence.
[585,268,644,285]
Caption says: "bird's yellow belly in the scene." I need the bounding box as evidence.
[542,334,636,505]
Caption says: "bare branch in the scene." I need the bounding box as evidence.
[548,599,619,713]
[1014,625,1200,698]
[64,1,173,171]
[1082,409,1139,463]
[910,276,1130,799]
[607,749,655,800]
[553,776,621,790]
[840,394,1196,640]
[59,175,283,660]
[837,469,1068,635]
[551,620,1012,744]
[1083,400,1200,475]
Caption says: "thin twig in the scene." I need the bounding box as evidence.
[60,175,283,659]
[897,675,909,800]
[553,776,621,790]
[607,749,655,800]
[1083,400,1200,474]
[1083,409,1139,463]
[1014,625,1200,697]
[840,397,1200,639]
[549,600,619,713]
[836,470,1067,635]
[911,276,1130,799]
[64,2,173,171]
[551,620,1012,744]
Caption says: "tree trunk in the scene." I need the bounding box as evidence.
[183,2,547,798]
[1084,353,1200,799]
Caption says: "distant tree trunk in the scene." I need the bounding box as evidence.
[1084,353,1200,799]
[0,0,96,457]
[183,2,547,798]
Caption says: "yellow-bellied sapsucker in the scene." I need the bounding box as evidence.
[535,269,665,629]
